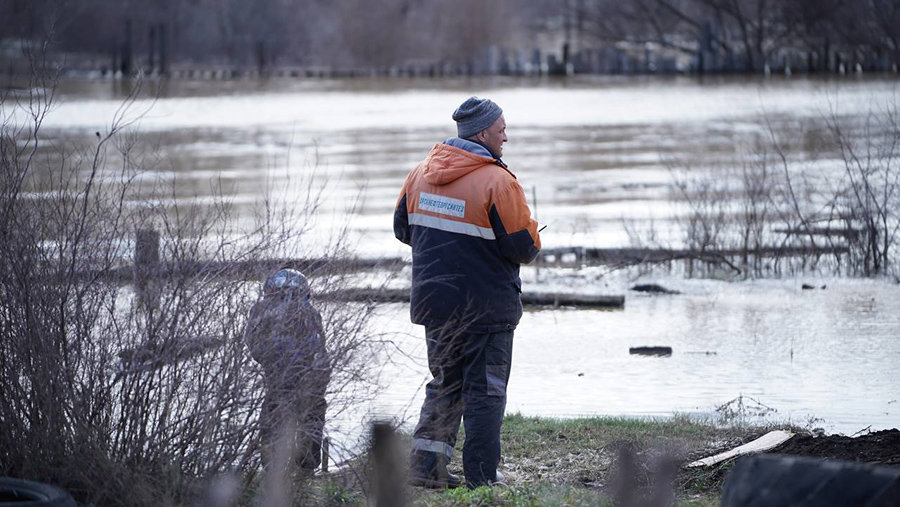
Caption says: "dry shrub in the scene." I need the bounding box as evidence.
[0,61,381,506]
[638,105,900,279]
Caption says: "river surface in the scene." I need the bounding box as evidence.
[28,75,900,254]
[362,275,899,439]
[17,75,900,444]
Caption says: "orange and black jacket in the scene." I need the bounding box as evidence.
[394,140,541,333]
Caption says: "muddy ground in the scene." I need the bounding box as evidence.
[771,428,900,466]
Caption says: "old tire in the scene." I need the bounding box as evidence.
[721,454,900,507]
[0,478,75,507]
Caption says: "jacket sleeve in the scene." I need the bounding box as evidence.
[488,181,541,265]
[393,179,411,246]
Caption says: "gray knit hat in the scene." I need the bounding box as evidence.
[452,96,503,139]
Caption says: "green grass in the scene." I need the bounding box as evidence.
[474,413,746,486]
[416,484,720,507]
[416,483,605,507]
[307,413,783,506]
[408,413,774,506]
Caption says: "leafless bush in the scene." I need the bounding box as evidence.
[633,104,900,280]
[0,58,382,506]
[670,162,731,273]
[826,104,900,276]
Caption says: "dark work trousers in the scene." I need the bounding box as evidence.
[411,326,514,487]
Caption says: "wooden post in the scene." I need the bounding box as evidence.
[135,229,160,269]
[371,423,404,507]
[135,229,160,308]
[321,436,329,473]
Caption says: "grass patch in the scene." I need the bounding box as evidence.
[416,483,603,507]
[490,413,750,487]
[409,413,783,506]
[308,413,788,506]
[416,484,720,507]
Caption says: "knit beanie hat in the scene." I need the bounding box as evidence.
[452,96,503,139]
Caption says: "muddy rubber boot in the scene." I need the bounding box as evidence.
[408,451,462,489]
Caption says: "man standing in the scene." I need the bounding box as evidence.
[394,96,541,488]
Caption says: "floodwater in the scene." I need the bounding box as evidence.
[363,275,900,440]
[18,75,900,438]
[28,75,900,254]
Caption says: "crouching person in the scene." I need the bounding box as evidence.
[244,269,331,475]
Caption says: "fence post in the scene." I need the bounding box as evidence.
[136,229,160,268]
[135,229,160,308]
[371,422,404,507]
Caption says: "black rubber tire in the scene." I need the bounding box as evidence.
[0,478,75,507]
[721,454,900,507]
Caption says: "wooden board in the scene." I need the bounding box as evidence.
[687,430,794,468]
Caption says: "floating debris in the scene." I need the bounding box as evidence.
[629,346,672,357]
[631,283,681,295]
[687,430,794,468]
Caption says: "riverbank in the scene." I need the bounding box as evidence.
[305,414,899,506]
[306,414,786,506]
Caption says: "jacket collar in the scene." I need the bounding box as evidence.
[442,137,506,168]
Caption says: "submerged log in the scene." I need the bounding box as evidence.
[72,256,405,284]
[522,292,624,308]
[537,246,851,268]
[320,288,625,309]
[535,245,850,272]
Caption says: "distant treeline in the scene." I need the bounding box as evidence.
[1,0,899,76]
[558,0,900,74]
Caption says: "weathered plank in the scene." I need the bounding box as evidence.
[687,430,795,468]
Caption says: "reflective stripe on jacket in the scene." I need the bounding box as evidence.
[394,142,541,333]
